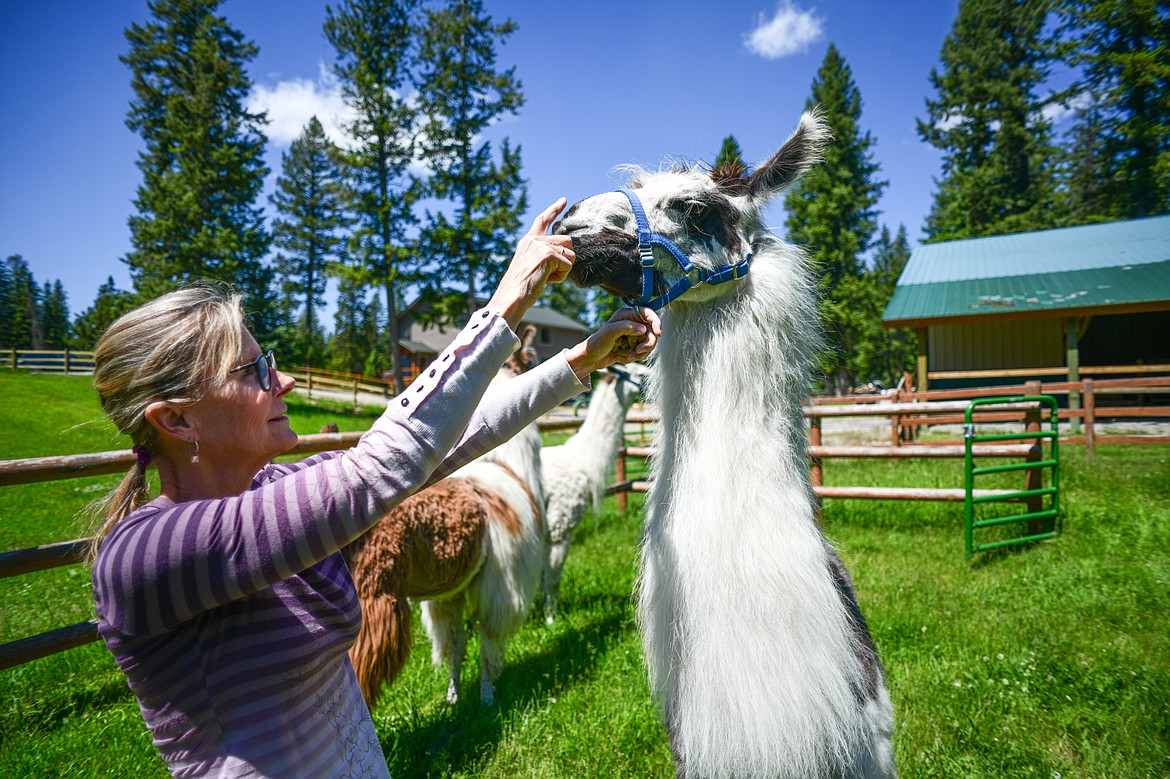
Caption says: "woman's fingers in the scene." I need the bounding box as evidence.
[544,240,574,284]
[528,197,568,236]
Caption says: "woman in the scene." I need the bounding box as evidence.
[89,199,661,778]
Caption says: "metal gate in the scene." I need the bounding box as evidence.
[964,395,1061,559]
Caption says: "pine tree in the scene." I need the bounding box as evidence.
[869,225,917,386]
[71,276,136,349]
[414,0,527,322]
[1056,87,1117,224]
[328,275,383,376]
[121,0,273,338]
[540,278,590,324]
[1059,0,1170,219]
[918,0,1063,240]
[39,281,70,349]
[325,0,420,394]
[2,256,41,350]
[0,257,12,349]
[714,135,746,177]
[784,44,886,394]
[270,116,351,368]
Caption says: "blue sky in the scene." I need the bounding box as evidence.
[0,0,1009,319]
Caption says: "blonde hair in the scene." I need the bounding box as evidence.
[87,283,246,563]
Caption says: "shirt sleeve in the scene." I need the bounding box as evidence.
[93,310,581,636]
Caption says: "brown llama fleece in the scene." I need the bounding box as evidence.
[344,323,545,709]
[343,478,493,709]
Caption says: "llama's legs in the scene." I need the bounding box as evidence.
[541,535,573,624]
[478,624,509,707]
[420,596,467,704]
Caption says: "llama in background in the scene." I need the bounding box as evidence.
[345,327,546,708]
[553,113,897,778]
[541,362,649,622]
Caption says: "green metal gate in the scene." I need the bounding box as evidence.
[964,395,1061,559]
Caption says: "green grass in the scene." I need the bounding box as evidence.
[2,369,1168,777]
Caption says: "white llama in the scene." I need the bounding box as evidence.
[418,329,548,706]
[540,362,649,622]
[345,327,547,708]
[552,112,897,778]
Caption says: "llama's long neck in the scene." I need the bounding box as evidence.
[647,234,820,518]
[560,379,630,483]
[638,236,871,776]
[471,370,545,506]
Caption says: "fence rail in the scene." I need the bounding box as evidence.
[4,373,1166,670]
[0,420,589,670]
[820,374,1170,452]
[2,348,95,374]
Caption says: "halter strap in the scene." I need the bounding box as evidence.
[616,188,752,310]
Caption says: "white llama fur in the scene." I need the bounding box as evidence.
[554,112,897,778]
[540,363,649,622]
[419,346,548,707]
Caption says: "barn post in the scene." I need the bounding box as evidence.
[1066,318,1081,434]
[915,327,929,393]
[1023,380,1052,536]
[809,415,824,525]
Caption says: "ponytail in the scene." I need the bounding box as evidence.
[86,459,152,565]
[84,283,245,566]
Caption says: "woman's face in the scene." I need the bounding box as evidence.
[186,328,298,474]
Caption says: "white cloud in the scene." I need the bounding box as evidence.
[1040,93,1092,126]
[744,2,824,60]
[936,112,965,132]
[248,62,357,148]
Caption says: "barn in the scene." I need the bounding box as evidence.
[883,215,1170,393]
[395,296,591,382]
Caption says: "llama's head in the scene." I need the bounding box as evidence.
[605,361,650,406]
[499,323,539,379]
[554,111,828,307]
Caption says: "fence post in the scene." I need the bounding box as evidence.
[614,446,628,514]
[9,349,15,370]
[1083,378,1095,457]
[64,349,71,375]
[1023,380,1051,535]
[810,415,824,525]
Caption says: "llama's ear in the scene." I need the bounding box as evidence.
[729,110,829,202]
[518,324,538,350]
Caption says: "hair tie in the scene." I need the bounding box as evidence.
[132,444,152,468]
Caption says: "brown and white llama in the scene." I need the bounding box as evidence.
[344,326,547,708]
[552,112,897,778]
[540,362,649,622]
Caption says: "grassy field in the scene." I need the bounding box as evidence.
[1,369,1168,777]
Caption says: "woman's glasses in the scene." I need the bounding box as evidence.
[179,350,277,393]
[228,351,277,392]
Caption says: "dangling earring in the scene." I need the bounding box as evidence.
[189,438,200,464]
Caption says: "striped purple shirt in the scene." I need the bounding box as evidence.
[92,312,586,777]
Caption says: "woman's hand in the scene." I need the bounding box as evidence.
[487,198,575,331]
[565,307,662,383]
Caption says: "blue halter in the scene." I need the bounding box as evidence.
[606,364,644,391]
[616,187,753,311]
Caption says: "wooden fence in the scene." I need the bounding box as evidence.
[4,374,1166,670]
[0,417,594,671]
[820,375,1170,453]
[2,348,95,374]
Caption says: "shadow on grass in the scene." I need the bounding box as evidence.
[3,652,132,735]
[383,606,630,777]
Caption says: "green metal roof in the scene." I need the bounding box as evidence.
[884,215,1170,326]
